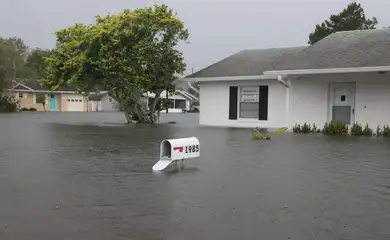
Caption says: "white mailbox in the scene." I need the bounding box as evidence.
[152,137,200,171]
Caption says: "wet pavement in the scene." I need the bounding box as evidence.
[0,112,390,240]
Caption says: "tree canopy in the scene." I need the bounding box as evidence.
[0,37,29,88]
[25,48,53,79]
[308,2,378,44]
[43,4,189,123]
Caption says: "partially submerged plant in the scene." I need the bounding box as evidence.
[322,121,348,135]
[252,127,287,140]
[362,123,373,136]
[302,123,311,133]
[351,122,363,136]
[293,124,301,133]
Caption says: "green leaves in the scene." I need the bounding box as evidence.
[308,2,378,44]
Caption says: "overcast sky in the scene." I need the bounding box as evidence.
[1,0,389,75]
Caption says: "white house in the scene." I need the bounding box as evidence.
[89,91,120,112]
[183,29,390,131]
[145,90,193,113]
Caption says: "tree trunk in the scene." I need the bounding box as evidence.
[42,103,47,112]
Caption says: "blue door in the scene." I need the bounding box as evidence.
[49,94,56,111]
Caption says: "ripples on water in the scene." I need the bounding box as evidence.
[0,112,389,240]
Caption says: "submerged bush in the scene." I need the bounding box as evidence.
[351,123,363,136]
[378,125,390,137]
[362,123,373,136]
[351,123,373,136]
[0,92,20,113]
[322,121,348,135]
[301,123,311,133]
[293,123,321,134]
[293,124,301,133]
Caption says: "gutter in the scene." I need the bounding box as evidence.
[179,74,278,82]
[277,75,290,88]
[264,66,390,76]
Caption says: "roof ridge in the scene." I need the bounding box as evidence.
[241,46,308,52]
[333,28,387,35]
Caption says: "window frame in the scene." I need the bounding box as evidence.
[238,86,259,119]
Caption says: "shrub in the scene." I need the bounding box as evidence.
[0,93,20,113]
[301,123,311,133]
[21,107,30,111]
[29,107,37,111]
[322,121,348,135]
[351,123,363,136]
[362,123,373,136]
[293,123,321,134]
[382,125,390,137]
[293,124,301,133]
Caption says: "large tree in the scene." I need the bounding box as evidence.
[0,37,29,88]
[42,4,189,123]
[24,48,53,79]
[308,2,378,44]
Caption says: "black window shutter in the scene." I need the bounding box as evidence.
[258,86,268,120]
[229,86,238,120]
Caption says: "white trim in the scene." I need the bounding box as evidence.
[11,83,35,91]
[180,75,278,82]
[264,66,390,76]
[188,82,200,94]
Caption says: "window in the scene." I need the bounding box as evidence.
[162,99,174,109]
[174,99,186,109]
[109,98,112,103]
[18,93,24,98]
[341,95,346,102]
[35,94,45,104]
[239,87,259,118]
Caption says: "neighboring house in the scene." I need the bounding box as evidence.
[183,29,390,130]
[146,90,192,113]
[89,92,120,112]
[8,79,90,112]
[88,90,193,113]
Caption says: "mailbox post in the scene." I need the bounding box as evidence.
[153,137,200,171]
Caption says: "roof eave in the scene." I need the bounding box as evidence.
[264,66,390,76]
[179,74,278,83]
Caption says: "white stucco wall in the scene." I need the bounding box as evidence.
[199,79,288,128]
[101,94,120,111]
[288,72,390,130]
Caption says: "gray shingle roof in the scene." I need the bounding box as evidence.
[186,46,307,78]
[186,29,390,79]
[273,29,390,70]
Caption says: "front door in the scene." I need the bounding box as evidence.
[49,94,56,111]
[329,83,356,125]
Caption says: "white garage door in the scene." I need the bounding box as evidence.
[67,97,84,111]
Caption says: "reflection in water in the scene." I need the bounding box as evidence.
[0,112,390,240]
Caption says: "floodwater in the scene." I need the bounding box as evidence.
[0,112,390,240]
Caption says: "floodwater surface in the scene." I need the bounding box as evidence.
[0,112,390,240]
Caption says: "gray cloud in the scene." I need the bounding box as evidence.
[1,0,388,75]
